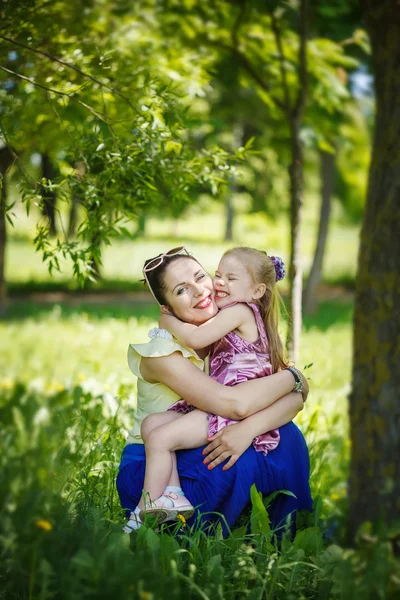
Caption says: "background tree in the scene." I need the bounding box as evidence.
[0,0,234,304]
[159,0,361,360]
[349,0,400,537]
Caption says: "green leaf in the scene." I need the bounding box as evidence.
[250,483,271,535]
[165,140,183,155]
[263,488,297,509]
[293,527,324,558]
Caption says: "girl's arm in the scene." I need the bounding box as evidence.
[140,351,303,420]
[159,304,251,349]
[203,392,304,470]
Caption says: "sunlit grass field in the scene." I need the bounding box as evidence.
[0,297,355,598]
[6,200,359,290]
[2,210,399,598]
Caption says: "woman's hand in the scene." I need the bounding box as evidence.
[296,369,309,402]
[301,372,309,402]
[202,422,253,471]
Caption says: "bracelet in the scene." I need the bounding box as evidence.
[284,366,304,394]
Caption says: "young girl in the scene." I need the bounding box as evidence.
[133,247,292,527]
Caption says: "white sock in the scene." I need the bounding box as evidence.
[123,507,142,532]
[164,485,184,495]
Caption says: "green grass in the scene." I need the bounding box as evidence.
[2,204,399,598]
[2,299,400,598]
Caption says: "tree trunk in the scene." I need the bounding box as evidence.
[304,149,335,314]
[286,120,304,362]
[224,192,234,242]
[137,213,146,238]
[68,193,78,239]
[0,146,14,315]
[41,153,57,236]
[349,0,400,537]
[68,160,85,239]
[0,175,7,316]
[224,123,243,242]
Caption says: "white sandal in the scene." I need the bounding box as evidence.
[139,492,194,524]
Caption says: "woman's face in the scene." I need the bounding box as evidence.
[162,258,218,324]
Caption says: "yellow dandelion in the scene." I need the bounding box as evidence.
[330,493,340,501]
[36,519,53,531]
[46,381,64,394]
[0,378,13,390]
[77,373,86,382]
[177,514,187,527]
[139,593,152,600]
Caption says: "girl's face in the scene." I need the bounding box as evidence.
[213,254,258,308]
[162,258,218,324]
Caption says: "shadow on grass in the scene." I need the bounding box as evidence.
[9,279,146,295]
[3,295,353,332]
[302,300,353,332]
[2,300,160,322]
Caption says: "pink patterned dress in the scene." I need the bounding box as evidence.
[170,302,280,455]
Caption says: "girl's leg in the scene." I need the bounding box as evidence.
[141,409,209,506]
[138,411,182,509]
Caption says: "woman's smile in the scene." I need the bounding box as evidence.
[194,295,213,309]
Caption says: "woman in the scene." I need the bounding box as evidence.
[117,247,312,534]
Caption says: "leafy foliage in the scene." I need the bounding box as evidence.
[0,300,399,598]
[1,0,238,281]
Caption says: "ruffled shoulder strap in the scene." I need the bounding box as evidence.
[246,303,268,347]
[128,328,203,381]
[219,301,268,349]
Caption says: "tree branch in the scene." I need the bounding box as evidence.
[0,34,141,116]
[231,0,248,48]
[208,38,285,112]
[0,118,35,184]
[270,10,292,118]
[0,65,107,122]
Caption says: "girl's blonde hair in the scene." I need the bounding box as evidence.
[223,247,288,373]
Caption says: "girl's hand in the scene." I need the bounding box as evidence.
[158,311,174,329]
[202,423,253,471]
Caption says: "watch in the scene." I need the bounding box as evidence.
[284,366,304,394]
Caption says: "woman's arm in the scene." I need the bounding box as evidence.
[159,304,250,349]
[202,392,304,470]
[140,351,302,420]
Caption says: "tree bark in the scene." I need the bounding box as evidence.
[304,149,335,314]
[41,153,57,236]
[349,0,400,537]
[224,191,234,242]
[224,123,243,242]
[68,193,78,239]
[0,146,14,315]
[283,0,308,362]
[286,119,304,362]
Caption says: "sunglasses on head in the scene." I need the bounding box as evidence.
[142,246,190,304]
[142,246,190,273]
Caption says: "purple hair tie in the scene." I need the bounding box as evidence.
[270,256,286,282]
